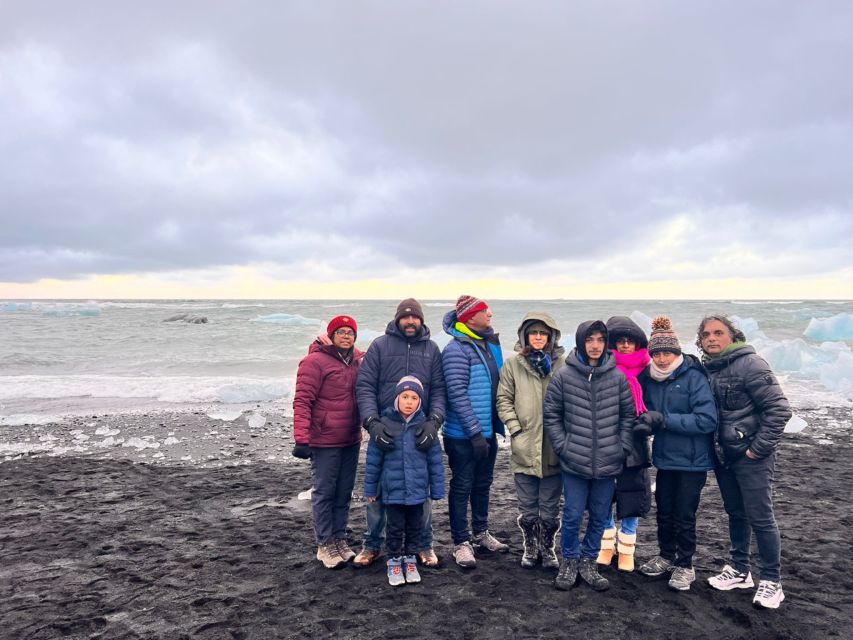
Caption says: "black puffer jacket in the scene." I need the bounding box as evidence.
[543,321,636,479]
[704,344,791,463]
[356,322,447,421]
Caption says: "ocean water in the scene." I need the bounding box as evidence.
[2,299,852,424]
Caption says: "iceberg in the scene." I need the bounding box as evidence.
[2,302,33,312]
[251,313,321,326]
[163,313,208,324]
[629,311,652,337]
[43,304,101,317]
[804,313,853,342]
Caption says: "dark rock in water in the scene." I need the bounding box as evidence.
[163,313,208,324]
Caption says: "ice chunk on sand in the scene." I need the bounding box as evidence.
[95,426,120,436]
[206,409,243,421]
[162,436,180,446]
[784,415,808,433]
[123,437,160,450]
[297,488,313,500]
[248,413,266,429]
[804,313,853,342]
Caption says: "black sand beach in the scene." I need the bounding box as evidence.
[2,407,851,640]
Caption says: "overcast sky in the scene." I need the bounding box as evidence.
[2,1,852,298]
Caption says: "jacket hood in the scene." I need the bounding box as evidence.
[574,320,608,357]
[566,346,616,374]
[605,315,649,350]
[315,342,364,361]
[514,311,564,357]
[673,353,705,377]
[385,319,431,342]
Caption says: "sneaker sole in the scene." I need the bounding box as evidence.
[753,592,785,609]
[708,579,755,591]
[639,568,673,577]
[669,582,693,591]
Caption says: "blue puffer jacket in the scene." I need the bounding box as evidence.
[440,310,504,440]
[363,408,446,505]
[640,354,718,472]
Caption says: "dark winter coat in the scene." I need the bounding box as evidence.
[640,354,718,472]
[363,408,446,505]
[441,310,505,440]
[543,321,636,479]
[355,321,446,421]
[704,344,792,464]
[293,342,364,448]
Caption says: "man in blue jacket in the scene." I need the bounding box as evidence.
[442,295,508,568]
[353,298,447,568]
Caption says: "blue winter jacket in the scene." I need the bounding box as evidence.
[363,408,446,505]
[640,354,718,472]
[440,310,504,440]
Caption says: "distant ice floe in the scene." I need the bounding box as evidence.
[2,302,34,312]
[163,313,208,324]
[252,313,321,326]
[42,303,101,317]
[425,302,455,308]
[803,313,853,342]
[0,414,61,426]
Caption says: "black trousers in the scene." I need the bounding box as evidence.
[655,469,707,568]
[385,503,426,556]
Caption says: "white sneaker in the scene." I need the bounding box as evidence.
[708,564,754,591]
[753,580,785,609]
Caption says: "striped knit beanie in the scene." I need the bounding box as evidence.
[456,295,488,324]
[648,316,682,355]
[395,375,424,399]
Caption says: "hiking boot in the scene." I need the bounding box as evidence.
[540,520,561,570]
[316,542,345,569]
[554,557,578,591]
[403,555,421,583]
[668,566,696,591]
[517,515,540,569]
[639,555,675,577]
[387,556,405,587]
[472,530,509,553]
[597,526,617,566]
[418,549,439,567]
[708,564,755,591]
[753,580,785,609]
[578,557,610,591]
[353,547,380,568]
[453,541,477,569]
[335,538,356,562]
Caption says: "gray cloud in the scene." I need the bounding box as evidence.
[1,1,852,284]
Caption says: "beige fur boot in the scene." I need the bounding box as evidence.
[617,531,637,572]
[596,527,617,565]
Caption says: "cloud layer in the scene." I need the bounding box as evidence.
[2,1,852,289]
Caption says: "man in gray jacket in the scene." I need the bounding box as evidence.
[544,320,635,592]
[698,315,791,610]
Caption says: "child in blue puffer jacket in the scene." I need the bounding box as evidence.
[364,376,446,587]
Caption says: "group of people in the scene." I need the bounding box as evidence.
[291,297,791,610]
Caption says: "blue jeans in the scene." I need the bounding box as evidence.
[715,452,782,582]
[605,512,638,535]
[362,497,434,552]
[560,472,616,559]
[444,435,498,544]
[310,443,360,544]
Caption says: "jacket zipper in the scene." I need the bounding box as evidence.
[590,368,597,478]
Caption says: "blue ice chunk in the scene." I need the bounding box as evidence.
[2,302,33,312]
[251,313,321,326]
[804,313,853,342]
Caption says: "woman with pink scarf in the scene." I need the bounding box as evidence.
[596,315,652,572]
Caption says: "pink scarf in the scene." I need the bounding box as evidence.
[612,348,650,415]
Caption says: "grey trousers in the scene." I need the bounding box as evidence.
[514,472,562,526]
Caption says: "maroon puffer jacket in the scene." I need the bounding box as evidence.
[293,342,364,448]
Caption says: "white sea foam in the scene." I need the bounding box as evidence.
[0,375,294,406]
[222,303,266,308]
[251,313,321,326]
[425,302,455,307]
[0,414,61,426]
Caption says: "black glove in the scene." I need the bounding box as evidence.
[414,418,440,452]
[640,411,665,431]
[470,433,490,460]
[633,419,653,436]
[292,444,312,459]
[368,420,396,452]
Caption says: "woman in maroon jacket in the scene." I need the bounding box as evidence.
[292,315,364,569]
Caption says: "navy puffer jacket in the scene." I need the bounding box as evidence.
[704,344,791,463]
[356,321,446,421]
[640,354,718,472]
[293,343,364,448]
[363,408,446,505]
[441,310,504,440]
[543,321,635,479]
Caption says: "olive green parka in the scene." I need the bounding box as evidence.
[496,311,566,478]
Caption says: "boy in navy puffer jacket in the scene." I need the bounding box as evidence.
[364,376,445,586]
